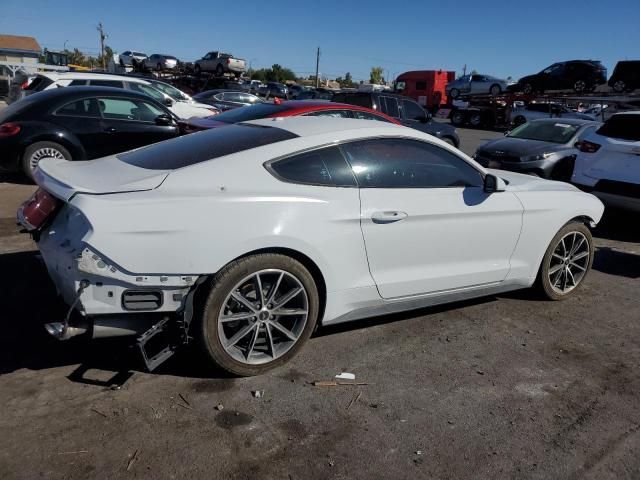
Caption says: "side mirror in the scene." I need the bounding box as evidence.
[484,173,506,193]
[155,114,173,126]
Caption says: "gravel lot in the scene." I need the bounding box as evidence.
[0,116,638,479]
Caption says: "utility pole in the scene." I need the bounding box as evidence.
[315,47,320,88]
[97,22,107,70]
[462,64,467,76]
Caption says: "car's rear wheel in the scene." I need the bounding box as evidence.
[22,141,71,181]
[612,80,626,93]
[536,222,594,301]
[469,112,482,127]
[489,84,501,95]
[196,253,319,376]
[451,110,465,126]
[449,88,460,99]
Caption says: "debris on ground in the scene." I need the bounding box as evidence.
[126,449,140,471]
[90,408,108,418]
[415,450,423,455]
[312,381,368,387]
[335,372,355,380]
[476,370,485,375]
[179,393,191,407]
[346,391,362,410]
[215,403,224,411]
[57,450,89,455]
[252,390,264,398]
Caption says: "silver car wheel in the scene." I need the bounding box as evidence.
[217,269,309,365]
[29,147,66,172]
[548,232,590,294]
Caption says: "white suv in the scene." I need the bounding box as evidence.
[572,112,640,212]
[20,72,217,119]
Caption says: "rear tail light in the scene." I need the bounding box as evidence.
[0,122,21,137]
[17,188,61,231]
[21,81,29,89]
[227,58,231,64]
[578,140,601,153]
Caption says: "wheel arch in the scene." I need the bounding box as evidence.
[19,132,85,161]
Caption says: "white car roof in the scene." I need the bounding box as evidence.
[38,71,152,85]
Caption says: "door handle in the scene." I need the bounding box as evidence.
[371,211,408,224]
[104,127,116,133]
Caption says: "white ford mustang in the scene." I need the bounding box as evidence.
[19,117,604,376]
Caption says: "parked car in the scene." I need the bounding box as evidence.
[21,117,604,375]
[511,102,595,127]
[474,118,600,180]
[572,112,640,212]
[192,89,263,111]
[592,99,640,121]
[241,80,264,95]
[119,51,148,67]
[143,54,179,71]
[0,86,179,179]
[332,91,460,147]
[295,87,335,100]
[194,51,246,77]
[446,74,508,99]
[287,85,312,99]
[608,61,640,93]
[181,100,400,132]
[513,60,607,94]
[19,72,217,119]
[259,82,289,99]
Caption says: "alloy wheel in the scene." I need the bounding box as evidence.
[574,80,587,92]
[547,231,590,294]
[217,269,309,365]
[613,80,626,93]
[29,147,65,172]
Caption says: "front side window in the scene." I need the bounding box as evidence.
[597,114,640,141]
[415,81,427,90]
[56,98,100,117]
[380,96,400,118]
[268,146,356,186]
[98,97,164,122]
[341,138,483,188]
[402,100,426,121]
[351,110,392,122]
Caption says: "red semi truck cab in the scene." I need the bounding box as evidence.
[393,70,455,111]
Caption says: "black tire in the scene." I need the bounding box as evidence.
[612,80,626,93]
[489,84,501,95]
[469,112,482,127]
[513,115,527,127]
[449,88,460,99]
[21,141,71,181]
[194,64,202,76]
[451,110,465,126]
[195,253,320,376]
[535,222,594,301]
[573,79,588,93]
[216,64,224,77]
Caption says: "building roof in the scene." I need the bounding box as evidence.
[0,34,41,53]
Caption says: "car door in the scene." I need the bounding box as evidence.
[97,97,178,156]
[341,138,523,298]
[53,97,106,158]
[470,75,486,94]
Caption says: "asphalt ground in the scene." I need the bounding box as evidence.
[0,111,638,479]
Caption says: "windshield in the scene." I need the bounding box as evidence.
[508,121,581,143]
[129,82,167,102]
[209,103,291,123]
[150,80,190,101]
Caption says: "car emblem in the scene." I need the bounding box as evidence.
[493,150,507,156]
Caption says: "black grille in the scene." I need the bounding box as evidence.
[122,290,163,311]
[476,150,521,163]
[594,179,640,199]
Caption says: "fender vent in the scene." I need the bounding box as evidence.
[122,290,163,311]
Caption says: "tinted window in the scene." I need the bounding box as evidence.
[211,103,290,123]
[380,96,399,118]
[98,98,163,122]
[25,75,53,92]
[89,80,124,88]
[56,98,100,117]
[341,138,483,188]
[351,110,392,122]
[118,124,298,170]
[304,109,351,118]
[596,114,640,141]
[333,93,372,108]
[224,92,244,102]
[269,146,356,186]
[402,100,426,121]
[415,81,427,90]
[128,82,165,102]
[69,80,87,86]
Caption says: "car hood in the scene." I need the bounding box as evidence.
[490,169,580,192]
[35,156,170,201]
[479,137,566,157]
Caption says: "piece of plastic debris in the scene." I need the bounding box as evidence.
[252,390,264,398]
[415,450,423,455]
[215,403,224,411]
[335,372,355,380]
[312,381,368,387]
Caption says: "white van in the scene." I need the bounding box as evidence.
[17,72,217,119]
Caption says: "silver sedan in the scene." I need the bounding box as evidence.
[446,74,509,98]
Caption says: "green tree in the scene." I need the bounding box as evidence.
[344,72,353,87]
[370,66,384,84]
[64,48,86,66]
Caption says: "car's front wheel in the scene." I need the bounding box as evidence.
[196,253,320,376]
[22,141,71,181]
[449,88,460,99]
[536,222,594,300]
[489,84,502,95]
[612,80,626,93]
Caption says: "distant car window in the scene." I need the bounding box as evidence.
[118,124,298,170]
[56,98,101,117]
[25,75,53,92]
[89,80,124,88]
[333,93,372,109]
[225,92,244,102]
[149,80,188,101]
[341,138,483,189]
[415,81,427,90]
[402,100,426,121]
[304,109,351,118]
[122,51,131,56]
[350,110,392,123]
[132,51,145,57]
[508,121,581,143]
[596,114,640,141]
[269,146,356,187]
[68,80,87,86]
[98,97,163,122]
[380,96,400,118]
[128,82,166,102]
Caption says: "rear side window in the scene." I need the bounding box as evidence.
[380,96,400,118]
[333,93,373,109]
[25,75,53,92]
[89,80,124,88]
[56,98,100,117]
[304,110,351,118]
[69,80,87,86]
[268,146,356,187]
[596,115,640,141]
[118,124,298,170]
[351,110,392,122]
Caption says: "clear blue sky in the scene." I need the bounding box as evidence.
[1,0,638,82]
